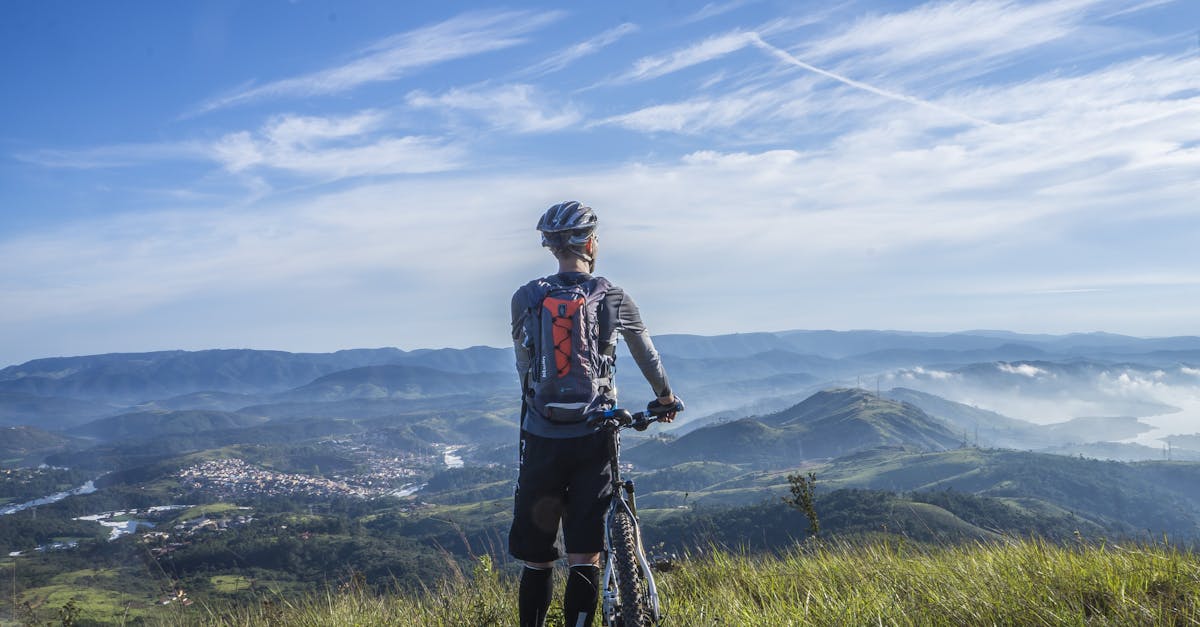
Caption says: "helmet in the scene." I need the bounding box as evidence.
[537,201,598,249]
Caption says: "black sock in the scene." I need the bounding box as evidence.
[563,563,601,627]
[519,565,554,627]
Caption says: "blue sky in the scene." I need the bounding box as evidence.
[2,0,1198,366]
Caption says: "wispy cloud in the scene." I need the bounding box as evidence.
[1099,0,1180,21]
[800,0,1179,83]
[749,33,998,127]
[614,31,757,83]
[211,111,463,177]
[683,0,760,24]
[407,84,582,133]
[597,81,816,134]
[191,10,564,114]
[522,23,639,76]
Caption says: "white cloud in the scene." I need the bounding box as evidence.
[523,23,639,76]
[809,0,1081,62]
[684,0,759,23]
[598,86,804,134]
[192,10,564,113]
[211,111,463,177]
[407,84,582,133]
[615,31,757,83]
[749,33,998,127]
[997,363,1047,377]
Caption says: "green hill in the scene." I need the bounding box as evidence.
[820,447,1200,538]
[629,388,961,468]
[70,409,270,441]
[0,426,82,466]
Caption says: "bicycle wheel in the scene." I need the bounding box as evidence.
[611,508,652,627]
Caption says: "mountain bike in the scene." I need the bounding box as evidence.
[586,399,684,627]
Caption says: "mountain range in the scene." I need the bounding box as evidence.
[3,329,1199,469]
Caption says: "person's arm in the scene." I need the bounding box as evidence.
[611,289,674,407]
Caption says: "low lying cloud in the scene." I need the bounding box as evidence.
[997,362,1048,378]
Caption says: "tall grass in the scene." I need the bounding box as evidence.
[173,538,1200,626]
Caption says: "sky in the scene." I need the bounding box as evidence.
[1,0,1198,367]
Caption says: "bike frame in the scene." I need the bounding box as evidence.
[596,410,665,626]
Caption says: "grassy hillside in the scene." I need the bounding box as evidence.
[153,539,1200,626]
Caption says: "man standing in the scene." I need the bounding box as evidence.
[509,201,677,627]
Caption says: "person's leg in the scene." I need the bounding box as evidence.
[563,553,602,627]
[519,560,556,627]
[561,431,614,627]
[510,432,568,627]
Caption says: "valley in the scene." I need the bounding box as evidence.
[3,329,1200,623]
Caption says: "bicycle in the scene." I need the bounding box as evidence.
[586,399,684,627]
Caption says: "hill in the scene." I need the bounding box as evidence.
[884,387,1044,447]
[0,392,117,430]
[819,447,1200,538]
[0,347,512,407]
[70,410,271,441]
[276,365,512,403]
[628,388,961,468]
[0,426,82,466]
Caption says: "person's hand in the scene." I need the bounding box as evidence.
[653,395,678,423]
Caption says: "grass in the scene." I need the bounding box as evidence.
[18,582,157,624]
[210,575,253,594]
[156,537,1200,626]
[173,503,242,523]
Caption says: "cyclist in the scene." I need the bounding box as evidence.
[510,201,677,627]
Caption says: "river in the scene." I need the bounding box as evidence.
[443,445,465,469]
[0,479,99,516]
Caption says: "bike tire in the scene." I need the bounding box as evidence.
[611,508,652,627]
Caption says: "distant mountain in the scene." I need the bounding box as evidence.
[1034,441,1196,462]
[0,392,118,430]
[1165,434,1200,452]
[0,347,516,407]
[70,410,271,441]
[847,343,1050,369]
[628,388,961,468]
[884,387,1042,447]
[5,332,1199,445]
[0,349,402,404]
[391,346,512,374]
[275,365,512,403]
[885,387,1159,450]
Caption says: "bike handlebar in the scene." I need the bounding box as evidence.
[586,399,685,431]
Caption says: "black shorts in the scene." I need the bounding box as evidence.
[509,430,613,563]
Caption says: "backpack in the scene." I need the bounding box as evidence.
[520,276,615,424]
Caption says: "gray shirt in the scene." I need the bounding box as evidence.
[511,272,672,438]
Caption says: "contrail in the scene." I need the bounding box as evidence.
[747,33,998,128]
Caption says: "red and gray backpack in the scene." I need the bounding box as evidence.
[519,276,616,423]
